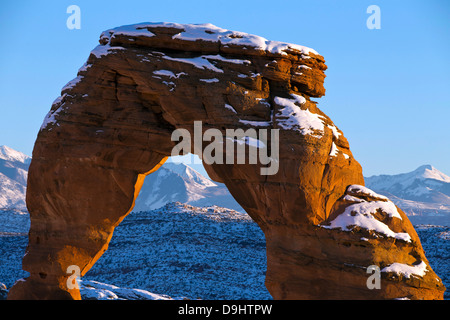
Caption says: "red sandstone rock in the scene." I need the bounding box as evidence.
[8,22,445,300]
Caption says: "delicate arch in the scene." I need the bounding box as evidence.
[8,23,444,300]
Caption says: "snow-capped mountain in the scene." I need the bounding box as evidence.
[0,146,244,213]
[365,165,450,216]
[133,162,244,212]
[2,144,449,219]
[0,146,30,211]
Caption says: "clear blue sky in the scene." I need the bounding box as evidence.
[0,0,449,177]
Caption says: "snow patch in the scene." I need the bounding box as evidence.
[347,184,389,201]
[40,107,63,131]
[343,194,366,203]
[255,98,271,108]
[224,103,237,114]
[327,124,342,139]
[225,136,266,149]
[239,119,271,127]
[90,44,126,59]
[62,76,84,91]
[79,279,175,300]
[329,142,339,157]
[113,29,156,39]
[201,54,250,65]
[153,70,187,79]
[381,261,428,279]
[321,188,410,242]
[159,54,224,73]
[274,94,325,137]
[78,63,92,73]
[162,81,175,91]
[199,78,219,83]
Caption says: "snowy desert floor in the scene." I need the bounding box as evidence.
[0,204,449,300]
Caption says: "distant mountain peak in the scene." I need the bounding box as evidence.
[163,162,216,187]
[413,165,450,183]
[0,145,30,210]
[416,164,434,170]
[365,165,450,216]
[0,145,31,164]
[132,161,243,213]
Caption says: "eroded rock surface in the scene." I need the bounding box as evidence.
[8,22,445,300]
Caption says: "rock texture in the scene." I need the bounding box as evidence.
[8,22,445,299]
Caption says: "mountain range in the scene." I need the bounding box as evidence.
[365,165,450,216]
[1,145,449,218]
[0,145,244,213]
[134,162,244,212]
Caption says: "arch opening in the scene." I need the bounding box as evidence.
[80,153,271,299]
[84,190,270,299]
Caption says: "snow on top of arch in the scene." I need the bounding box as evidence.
[101,22,319,57]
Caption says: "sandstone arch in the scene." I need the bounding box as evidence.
[8,23,444,299]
